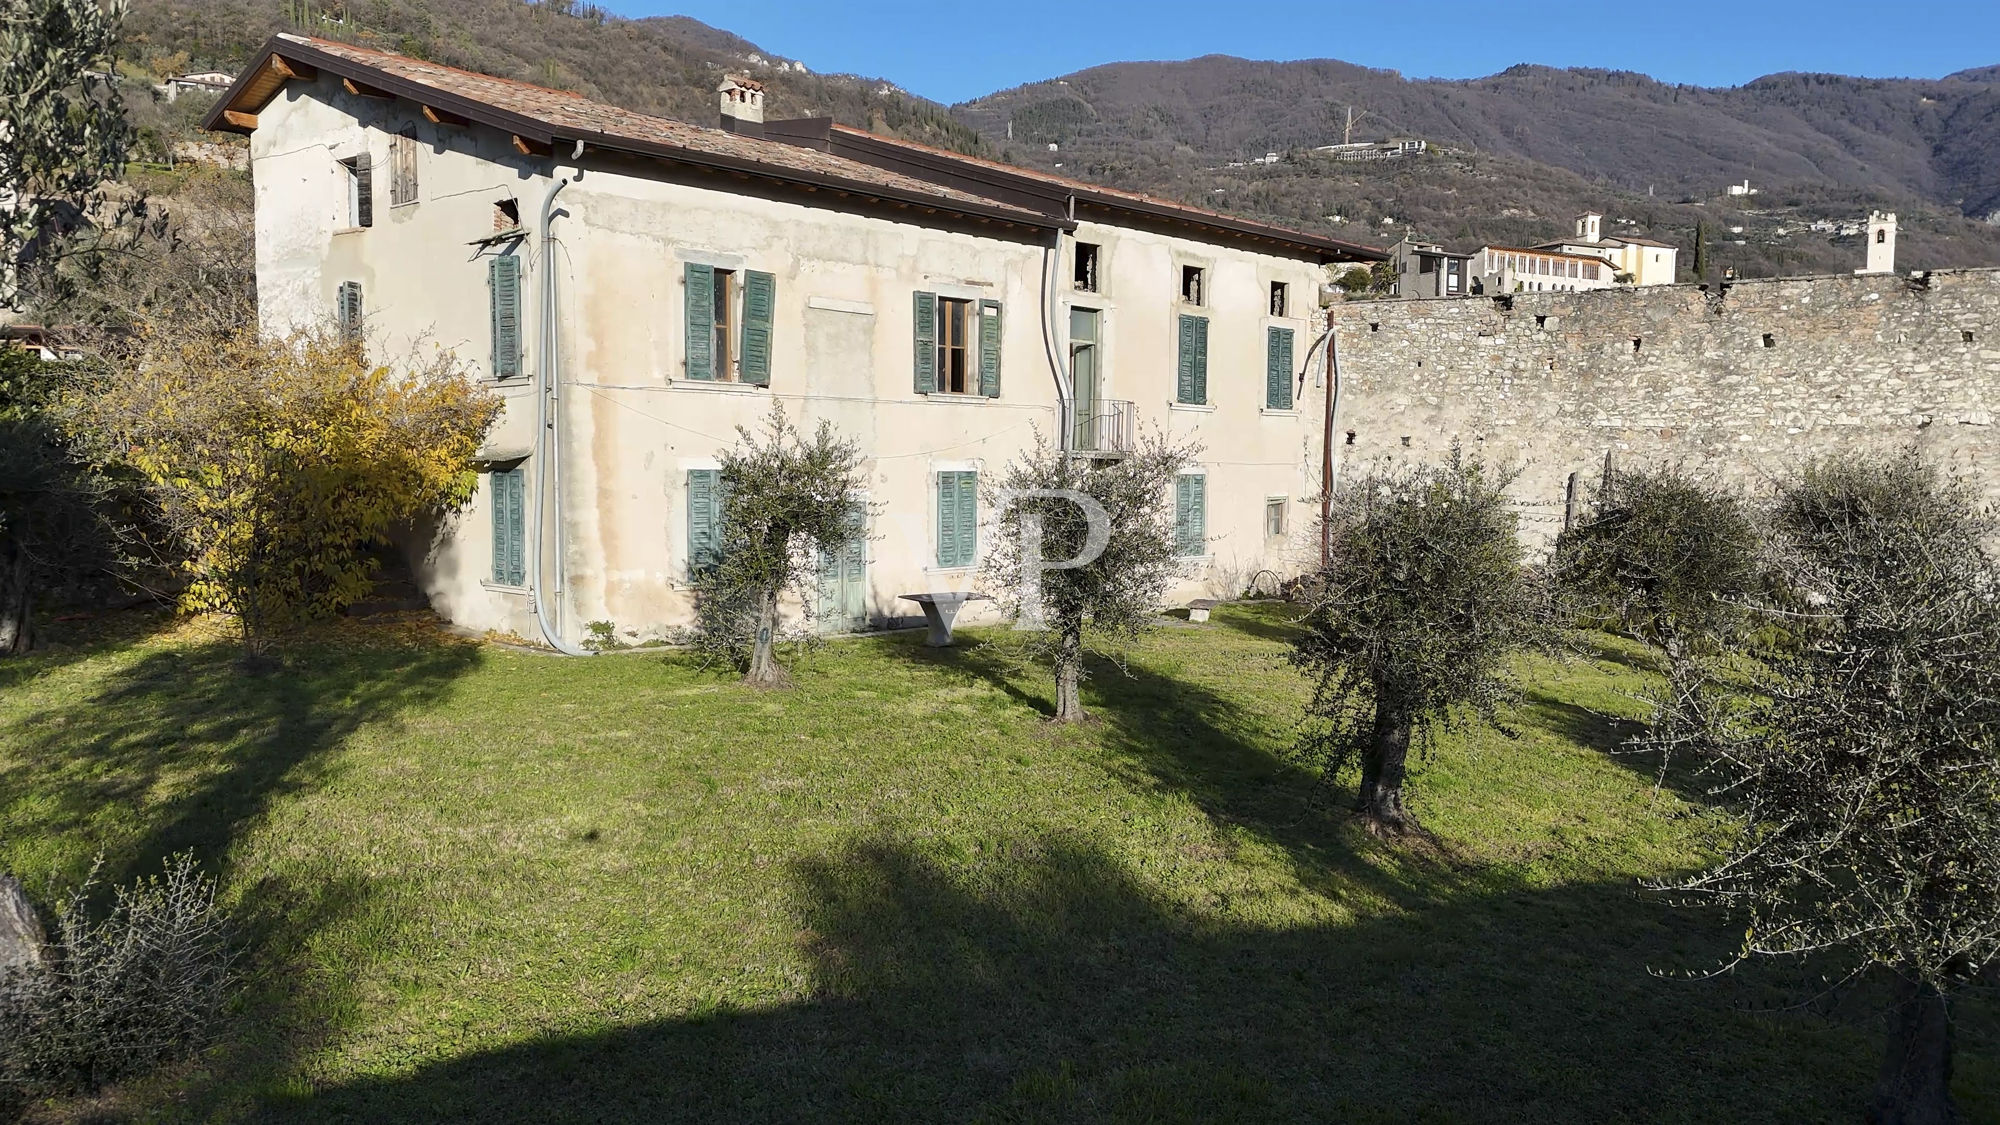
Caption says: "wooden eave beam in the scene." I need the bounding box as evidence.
[270,56,317,81]
[343,77,395,99]
[422,104,470,127]
[222,109,258,130]
[512,134,552,158]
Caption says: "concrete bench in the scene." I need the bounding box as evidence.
[898,592,993,647]
[1187,599,1220,624]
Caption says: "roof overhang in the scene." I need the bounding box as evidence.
[202,37,1065,236]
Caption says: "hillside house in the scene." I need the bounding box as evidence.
[203,35,1384,648]
[1531,213,1679,286]
[1386,237,1475,298]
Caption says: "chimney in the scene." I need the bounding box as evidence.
[717,75,765,137]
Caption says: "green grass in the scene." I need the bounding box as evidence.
[1,606,1994,1123]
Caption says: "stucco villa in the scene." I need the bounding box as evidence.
[203,35,1385,649]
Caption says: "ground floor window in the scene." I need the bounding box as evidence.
[490,465,526,586]
[1175,474,1207,557]
[937,470,977,568]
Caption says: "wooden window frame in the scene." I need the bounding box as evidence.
[390,130,418,207]
[936,296,973,394]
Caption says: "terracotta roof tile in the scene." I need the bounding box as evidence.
[256,36,1052,224]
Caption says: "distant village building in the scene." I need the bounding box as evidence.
[1530,213,1679,286]
[1312,138,1426,162]
[1472,244,1617,293]
[156,71,236,102]
[1726,179,1759,196]
[200,34,1386,648]
[1386,237,1475,298]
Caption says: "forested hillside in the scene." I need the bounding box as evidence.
[115,0,2000,278]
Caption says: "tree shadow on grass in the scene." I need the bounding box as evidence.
[276,830,1974,1123]
[1,625,481,889]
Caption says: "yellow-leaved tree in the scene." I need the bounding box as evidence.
[74,325,499,649]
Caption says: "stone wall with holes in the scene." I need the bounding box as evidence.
[1326,268,2000,541]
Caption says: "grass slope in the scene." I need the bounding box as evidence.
[1,607,1994,1122]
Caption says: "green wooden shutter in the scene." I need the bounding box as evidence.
[354,154,373,227]
[337,281,363,342]
[1175,475,1194,555]
[937,472,957,566]
[1177,314,1198,404]
[1192,316,1209,405]
[490,256,520,379]
[741,270,775,386]
[936,471,977,567]
[1189,474,1207,555]
[687,468,721,574]
[1267,326,1295,409]
[978,299,1002,398]
[491,467,525,586]
[685,262,715,381]
[913,291,938,393]
[956,472,978,566]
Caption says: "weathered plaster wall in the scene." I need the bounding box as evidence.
[1328,271,2000,541]
[251,78,1334,645]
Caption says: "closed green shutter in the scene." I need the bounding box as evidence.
[1267,326,1295,409]
[491,467,525,586]
[741,269,775,386]
[685,262,715,381]
[937,470,977,567]
[1175,474,1206,557]
[913,291,938,393]
[1178,314,1209,405]
[337,281,363,342]
[978,299,1002,398]
[1192,316,1209,404]
[353,154,373,227]
[489,256,521,379]
[687,468,722,574]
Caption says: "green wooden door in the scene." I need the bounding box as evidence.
[816,503,867,633]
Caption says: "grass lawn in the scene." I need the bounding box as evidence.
[1,605,1994,1123]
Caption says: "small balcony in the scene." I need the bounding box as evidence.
[1072,399,1135,457]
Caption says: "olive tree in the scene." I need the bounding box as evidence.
[1664,452,2000,1125]
[1554,464,1760,671]
[981,430,1194,722]
[1289,448,1549,833]
[688,404,865,687]
[1,0,132,310]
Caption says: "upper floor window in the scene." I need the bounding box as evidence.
[1180,265,1205,306]
[339,155,373,228]
[390,130,419,207]
[685,263,775,385]
[913,292,1001,398]
[1074,242,1100,292]
[1269,281,1288,317]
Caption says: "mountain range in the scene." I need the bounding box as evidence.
[120,0,2000,278]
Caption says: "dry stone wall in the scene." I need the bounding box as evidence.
[1329,269,2000,541]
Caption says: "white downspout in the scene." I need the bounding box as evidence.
[1040,200,1076,451]
[532,144,592,655]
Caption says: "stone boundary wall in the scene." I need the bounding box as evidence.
[1328,269,2000,541]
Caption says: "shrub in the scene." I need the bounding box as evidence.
[0,854,234,1098]
[70,325,499,650]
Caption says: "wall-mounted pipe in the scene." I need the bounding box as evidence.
[1320,311,1345,568]
[1039,210,1076,451]
[531,151,592,656]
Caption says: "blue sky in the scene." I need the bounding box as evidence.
[625,0,2000,104]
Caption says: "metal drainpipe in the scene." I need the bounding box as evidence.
[1320,307,1344,568]
[1040,203,1075,451]
[531,147,592,656]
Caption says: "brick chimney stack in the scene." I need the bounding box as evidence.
[717,75,765,137]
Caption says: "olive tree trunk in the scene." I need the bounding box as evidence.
[1868,974,1959,1125]
[744,587,784,688]
[0,536,32,657]
[1356,694,1416,832]
[1052,623,1086,722]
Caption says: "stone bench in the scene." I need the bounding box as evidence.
[1187,598,1220,624]
[898,592,993,647]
